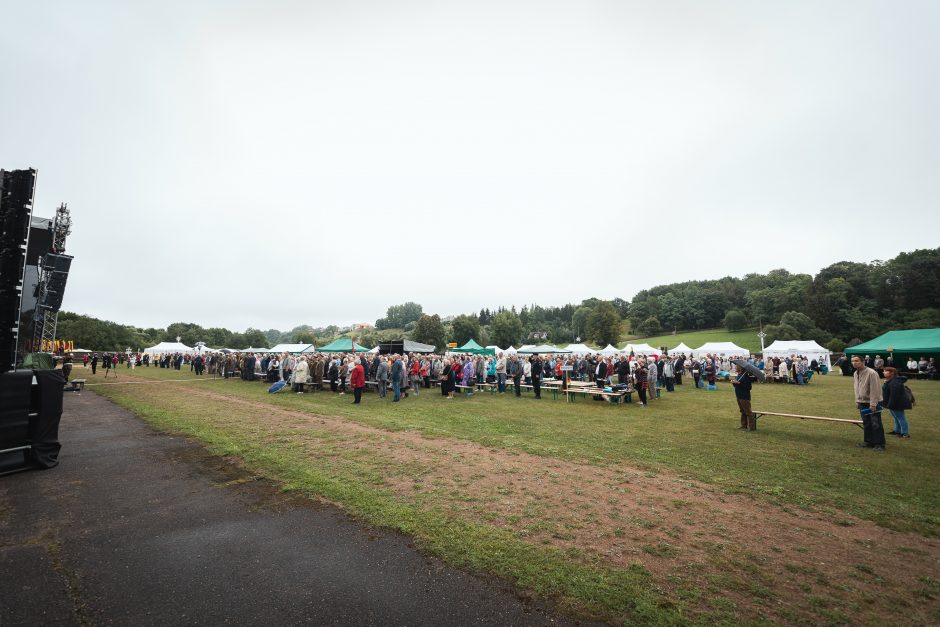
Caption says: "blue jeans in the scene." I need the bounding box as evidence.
[497,373,506,392]
[796,373,804,385]
[888,408,909,435]
[392,379,401,401]
[858,403,885,447]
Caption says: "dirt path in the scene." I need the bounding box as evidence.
[122,380,940,624]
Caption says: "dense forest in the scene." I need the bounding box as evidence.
[55,248,940,352]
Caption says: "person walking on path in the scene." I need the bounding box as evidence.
[852,355,885,452]
[350,360,365,404]
[882,367,912,439]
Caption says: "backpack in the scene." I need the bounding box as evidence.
[904,385,915,408]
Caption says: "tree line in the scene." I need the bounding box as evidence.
[54,248,939,352]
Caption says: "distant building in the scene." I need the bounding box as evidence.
[353,322,373,330]
[528,331,548,340]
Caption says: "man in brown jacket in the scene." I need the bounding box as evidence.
[852,355,885,452]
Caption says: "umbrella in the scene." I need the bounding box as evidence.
[731,359,765,383]
[268,380,288,393]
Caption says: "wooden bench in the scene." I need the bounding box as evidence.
[564,387,631,404]
[65,379,86,393]
[752,411,863,429]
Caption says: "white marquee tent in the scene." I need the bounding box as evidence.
[504,346,517,354]
[486,345,504,354]
[598,344,620,356]
[268,343,314,354]
[667,342,693,355]
[762,340,832,368]
[144,341,193,354]
[622,343,658,355]
[563,343,594,355]
[692,342,750,358]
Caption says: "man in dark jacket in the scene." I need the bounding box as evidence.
[511,356,523,397]
[732,369,755,431]
[530,355,543,399]
[390,356,404,402]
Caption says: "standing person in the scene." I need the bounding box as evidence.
[495,352,507,393]
[663,358,675,392]
[338,358,349,395]
[732,368,756,431]
[376,356,389,398]
[634,359,648,407]
[328,358,339,392]
[390,355,404,402]
[462,358,475,396]
[511,356,523,397]
[852,355,885,452]
[91,353,98,375]
[62,355,73,382]
[882,367,911,439]
[292,355,309,393]
[441,358,453,398]
[410,358,421,396]
[647,357,658,402]
[350,359,365,404]
[530,355,543,399]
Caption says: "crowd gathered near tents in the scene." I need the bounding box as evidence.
[65,330,936,409]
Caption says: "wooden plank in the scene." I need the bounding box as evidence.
[753,411,862,425]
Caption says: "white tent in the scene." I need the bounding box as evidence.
[268,343,314,354]
[692,342,751,358]
[242,347,270,353]
[144,341,193,354]
[486,345,504,354]
[563,343,594,355]
[503,346,517,354]
[622,343,658,355]
[598,344,620,356]
[762,340,832,368]
[518,344,571,354]
[517,344,535,353]
[668,342,693,355]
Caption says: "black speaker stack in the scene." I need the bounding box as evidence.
[0,169,63,473]
[0,168,36,374]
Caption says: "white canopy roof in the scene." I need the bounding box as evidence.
[763,340,830,354]
[668,342,693,355]
[268,343,314,354]
[622,343,658,355]
[598,344,620,355]
[241,347,270,353]
[692,342,751,358]
[563,343,594,355]
[486,345,504,354]
[144,341,193,353]
[503,346,517,354]
[763,340,831,366]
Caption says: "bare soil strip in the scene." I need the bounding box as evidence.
[123,381,940,624]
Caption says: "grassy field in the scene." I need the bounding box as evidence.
[78,364,940,625]
[621,328,763,353]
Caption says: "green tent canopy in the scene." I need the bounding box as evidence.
[313,338,370,353]
[844,328,940,360]
[450,339,495,355]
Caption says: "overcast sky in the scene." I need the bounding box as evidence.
[3,1,938,331]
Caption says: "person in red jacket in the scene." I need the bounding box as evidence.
[350,361,366,404]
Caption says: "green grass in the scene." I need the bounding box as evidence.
[81,364,940,624]
[622,327,763,353]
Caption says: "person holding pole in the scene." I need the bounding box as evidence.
[852,355,885,452]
